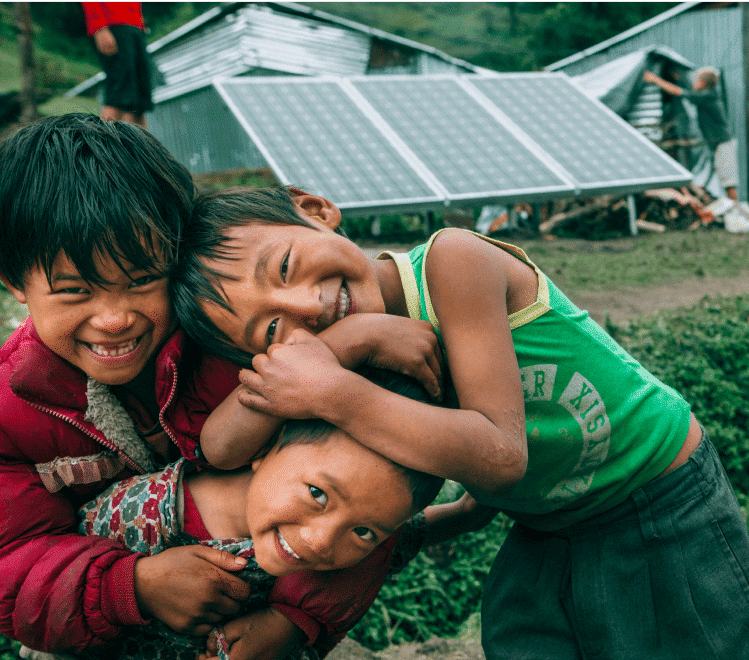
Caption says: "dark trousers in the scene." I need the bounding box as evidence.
[95,24,153,114]
[482,431,749,659]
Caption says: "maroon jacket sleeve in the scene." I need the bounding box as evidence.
[0,459,148,652]
[268,531,401,644]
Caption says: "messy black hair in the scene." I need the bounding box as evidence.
[0,113,196,290]
[277,366,446,514]
[172,185,334,367]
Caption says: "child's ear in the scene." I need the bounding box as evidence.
[251,456,264,473]
[0,274,26,305]
[289,188,342,231]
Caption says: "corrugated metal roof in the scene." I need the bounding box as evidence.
[546,2,701,71]
[66,2,481,100]
[149,6,374,103]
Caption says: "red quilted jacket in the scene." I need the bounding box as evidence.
[0,319,396,653]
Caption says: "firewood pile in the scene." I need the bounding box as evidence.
[538,184,718,238]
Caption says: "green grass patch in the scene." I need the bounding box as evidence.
[509,230,749,294]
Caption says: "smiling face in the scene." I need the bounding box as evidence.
[5,250,175,385]
[200,215,386,356]
[245,429,415,576]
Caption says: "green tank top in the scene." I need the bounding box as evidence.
[380,229,691,530]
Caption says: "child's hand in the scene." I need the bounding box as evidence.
[198,609,303,660]
[93,27,118,55]
[322,314,443,401]
[422,491,500,545]
[238,330,345,419]
[134,545,251,636]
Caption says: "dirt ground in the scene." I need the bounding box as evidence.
[563,273,749,326]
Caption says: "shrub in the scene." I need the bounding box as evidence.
[607,294,749,509]
[350,484,510,651]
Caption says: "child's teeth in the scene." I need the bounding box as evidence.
[89,338,138,357]
[337,286,350,321]
[278,531,300,559]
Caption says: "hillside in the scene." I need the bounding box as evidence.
[302,2,677,71]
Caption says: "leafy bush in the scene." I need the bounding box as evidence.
[0,636,20,660]
[607,295,749,508]
[349,483,510,651]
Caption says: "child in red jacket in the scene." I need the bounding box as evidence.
[0,115,445,659]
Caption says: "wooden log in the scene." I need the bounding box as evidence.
[636,219,666,233]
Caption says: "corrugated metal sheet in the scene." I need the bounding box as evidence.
[547,4,745,199]
[547,2,700,72]
[149,86,266,174]
[625,84,664,141]
[151,5,372,104]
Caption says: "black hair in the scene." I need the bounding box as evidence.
[277,366,446,514]
[172,185,343,368]
[0,113,196,290]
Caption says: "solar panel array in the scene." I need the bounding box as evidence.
[214,73,692,216]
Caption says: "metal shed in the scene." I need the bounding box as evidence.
[68,2,484,175]
[546,1,746,200]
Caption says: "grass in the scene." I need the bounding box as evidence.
[500,229,749,294]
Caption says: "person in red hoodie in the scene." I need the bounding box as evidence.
[81,3,153,128]
[0,114,447,660]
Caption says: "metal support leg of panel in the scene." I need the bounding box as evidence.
[627,194,638,236]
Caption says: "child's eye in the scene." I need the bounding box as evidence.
[266,318,279,346]
[129,274,161,288]
[58,286,89,295]
[281,251,289,282]
[353,526,376,542]
[309,485,328,506]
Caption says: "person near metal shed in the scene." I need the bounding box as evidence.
[644,66,738,201]
[82,2,153,129]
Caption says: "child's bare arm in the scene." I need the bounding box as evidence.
[643,71,684,97]
[198,609,304,660]
[422,492,499,546]
[239,230,530,498]
[200,313,442,470]
[200,385,283,469]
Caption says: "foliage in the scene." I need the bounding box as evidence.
[305,2,676,71]
[608,295,749,509]
[350,483,510,650]
[0,635,20,660]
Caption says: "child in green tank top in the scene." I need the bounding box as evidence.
[172,185,749,660]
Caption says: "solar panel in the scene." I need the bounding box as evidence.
[467,73,691,195]
[214,78,443,214]
[213,73,692,217]
[349,76,574,202]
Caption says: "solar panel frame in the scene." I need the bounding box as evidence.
[465,72,693,196]
[213,76,446,216]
